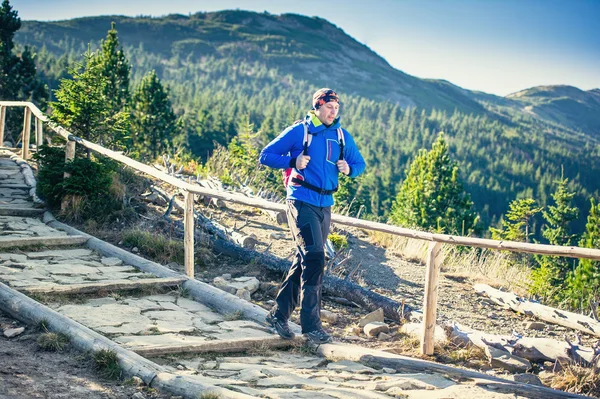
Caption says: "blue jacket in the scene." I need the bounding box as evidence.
[259,111,366,207]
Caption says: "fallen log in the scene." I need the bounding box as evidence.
[474,284,600,338]
[403,322,598,369]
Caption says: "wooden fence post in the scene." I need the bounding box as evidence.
[64,139,76,178]
[184,190,195,278]
[35,117,43,147]
[421,241,443,355]
[0,106,5,146]
[22,107,32,159]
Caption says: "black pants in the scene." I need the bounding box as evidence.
[273,200,331,333]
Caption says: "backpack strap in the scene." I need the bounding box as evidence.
[303,121,311,155]
[337,127,345,161]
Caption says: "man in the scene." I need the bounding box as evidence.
[259,88,366,344]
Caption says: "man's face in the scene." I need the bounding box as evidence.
[315,101,339,125]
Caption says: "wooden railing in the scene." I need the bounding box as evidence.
[3,101,600,355]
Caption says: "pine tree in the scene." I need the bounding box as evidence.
[389,132,478,234]
[0,0,48,140]
[92,22,130,112]
[490,198,543,243]
[565,198,600,311]
[131,70,179,160]
[530,176,579,301]
[51,49,129,150]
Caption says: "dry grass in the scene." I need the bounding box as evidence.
[370,232,532,294]
[544,365,600,397]
[37,332,70,351]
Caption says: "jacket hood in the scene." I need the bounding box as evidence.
[304,111,341,134]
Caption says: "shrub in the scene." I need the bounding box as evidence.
[328,233,348,251]
[33,145,127,223]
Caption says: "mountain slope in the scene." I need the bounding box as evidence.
[506,86,600,136]
[16,11,486,114]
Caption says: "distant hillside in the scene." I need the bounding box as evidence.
[506,86,600,136]
[16,11,487,114]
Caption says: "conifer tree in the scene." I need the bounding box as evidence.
[92,22,130,111]
[389,132,478,234]
[530,176,579,301]
[565,198,600,311]
[0,0,47,140]
[490,198,543,243]
[51,49,129,150]
[131,70,179,160]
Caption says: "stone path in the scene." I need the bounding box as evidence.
[0,148,583,399]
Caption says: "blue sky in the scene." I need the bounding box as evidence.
[10,0,600,96]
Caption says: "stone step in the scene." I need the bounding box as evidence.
[0,184,30,189]
[130,335,304,357]
[19,276,187,296]
[0,234,88,249]
[0,206,44,216]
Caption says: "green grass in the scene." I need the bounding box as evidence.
[122,229,185,264]
[93,349,121,380]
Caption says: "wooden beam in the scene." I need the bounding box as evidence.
[421,241,442,355]
[19,277,187,295]
[64,139,75,177]
[0,106,6,145]
[0,235,88,249]
[184,190,195,278]
[318,343,590,399]
[35,117,43,147]
[131,335,305,357]
[21,107,31,159]
[475,284,600,338]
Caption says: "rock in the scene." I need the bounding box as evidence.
[409,310,423,323]
[359,308,384,327]
[364,322,389,337]
[3,327,25,338]
[524,321,545,331]
[321,310,338,324]
[270,232,286,240]
[383,367,396,374]
[485,346,531,373]
[130,376,144,386]
[383,387,409,398]
[131,247,139,253]
[378,332,392,341]
[546,325,555,331]
[487,312,498,319]
[236,288,252,301]
[132,393,145,399]
[222,273,232,280]
[512,373,543,386]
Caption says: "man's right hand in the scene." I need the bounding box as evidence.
[296,154,311,170]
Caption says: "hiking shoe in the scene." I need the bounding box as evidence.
[266,312,295,340]
[304,329,332,345]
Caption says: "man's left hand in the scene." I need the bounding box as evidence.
[336,160,350,175]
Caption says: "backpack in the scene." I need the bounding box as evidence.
[283,120,345,188]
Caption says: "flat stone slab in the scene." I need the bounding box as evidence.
[115,333,209,349]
